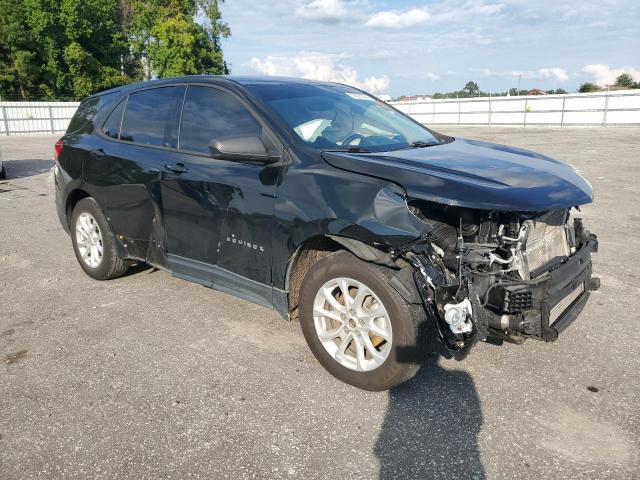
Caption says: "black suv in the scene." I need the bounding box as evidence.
[54,76,599,390]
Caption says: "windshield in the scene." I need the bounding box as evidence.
[245,83,443,152]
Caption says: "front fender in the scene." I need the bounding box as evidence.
[272,171,431,290]
[363,186,430,245]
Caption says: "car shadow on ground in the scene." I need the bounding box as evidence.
[374,352,485,479]
[2,159,54,179]
[120,262,154,277]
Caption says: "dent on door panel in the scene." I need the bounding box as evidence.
[161,172,232,264]
[82,142,172,260]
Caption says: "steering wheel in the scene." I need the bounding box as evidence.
[342,133,365,146]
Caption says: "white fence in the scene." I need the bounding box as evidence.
[1,89,640,135]
[390,89,640,127]
[0,101,80,135]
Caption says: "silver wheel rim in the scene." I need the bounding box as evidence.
[312,277,393,372]
[75,212,103,269]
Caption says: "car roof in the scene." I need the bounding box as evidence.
[95,75,336,98]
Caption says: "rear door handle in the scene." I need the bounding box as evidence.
[90,148,106,158]
[165,163,188,174]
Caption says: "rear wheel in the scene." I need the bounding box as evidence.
[71,198,129,280]
[0,164,5,179]
[298,251,427,391]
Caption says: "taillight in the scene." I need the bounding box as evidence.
[54,140,64,162]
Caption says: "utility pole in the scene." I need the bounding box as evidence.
[517,74,522,95]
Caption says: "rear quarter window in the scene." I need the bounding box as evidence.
[66,93,115,134]
[101,98,127,139]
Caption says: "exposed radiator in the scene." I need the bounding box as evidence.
[525,209,570,274]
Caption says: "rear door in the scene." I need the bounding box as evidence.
[83,85,185,262]
[161,84,282,306]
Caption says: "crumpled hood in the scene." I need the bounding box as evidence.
[321,137,593,211]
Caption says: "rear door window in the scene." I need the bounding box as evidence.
[101,98,126,139]
[120,87,183,147]
[178,86,262,155]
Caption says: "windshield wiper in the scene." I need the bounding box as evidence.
[410,140,440,148]
[347,146,371,153]
[323,146,372,153]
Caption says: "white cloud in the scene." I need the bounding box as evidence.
[362,49,395,60]
[426,72,440,81]
[295,0,347,23]
[223,0,640,95]
[480,67,569,82]
[537,68,569,82]
[582,64,640,86]
[248,52,390,93]
[360,76,391,94]
[469,1,504,15]
[364,1,504,29]
[366,7,430,29]
[428,0,505,23]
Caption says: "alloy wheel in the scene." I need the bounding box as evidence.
[312,277,392,372]
[75,212,104,268]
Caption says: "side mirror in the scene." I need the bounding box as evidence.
[209,136,280,163]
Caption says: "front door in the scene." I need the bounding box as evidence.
[161,85,281,306]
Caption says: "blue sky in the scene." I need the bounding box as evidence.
[218,0,640,96]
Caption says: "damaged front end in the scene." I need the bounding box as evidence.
[393,202,600,359]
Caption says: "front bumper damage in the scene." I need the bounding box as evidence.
[477,233,600,343]
[395,214,600,359]
[514,234,599,342]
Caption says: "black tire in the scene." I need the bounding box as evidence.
[70,197,129,280]
[0,164,5,179]
[298,250,428,391]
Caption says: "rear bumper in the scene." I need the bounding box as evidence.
[54,164,70,234]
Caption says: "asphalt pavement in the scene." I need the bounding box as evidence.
[0,127,638,479]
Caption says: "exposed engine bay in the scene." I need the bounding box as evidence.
[393,201,600,359]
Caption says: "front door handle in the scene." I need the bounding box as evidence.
[165,163,188,174]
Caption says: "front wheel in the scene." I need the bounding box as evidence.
[298,251,428,391]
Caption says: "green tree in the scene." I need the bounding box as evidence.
[196,0,231,73]
[0,0,230,99]
[614,73,634,89]
[148,13,224,77]
[463,81,479,96]
[22,0,130,99]
[578,82,601,93]
[128,0,228,79]
[0,0,42,99]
